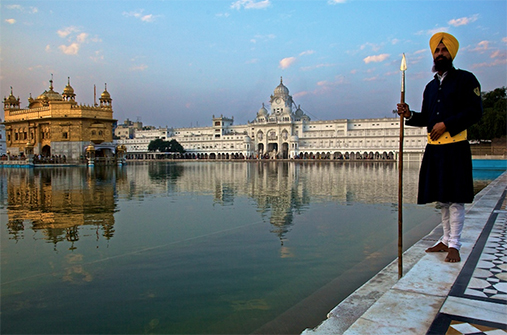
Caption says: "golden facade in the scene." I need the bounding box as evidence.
[3,77,116,161]
[4,167,118,247]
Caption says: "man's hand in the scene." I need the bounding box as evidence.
[430,122,447,141]
[397,103,411,118]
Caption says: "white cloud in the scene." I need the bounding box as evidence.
[301,63,335,71]
[472,57,507,69]
[5,19,16,24]
[360,42,383,52]
[27,65,43,71]
[45,45,51,52]
[448,14,479,27]
[123,10,142,18]
[279,57,296,69]
[420,27,449,36]
[475,41,489,51]
[130,64,148,71]
[311,76,347,95]
[502,37,507,43]
[490,50,502,59]
[56,27,101,56]
[141,14,155,22]
[251,34,275,43]
[469,41,493,53]
[5,5,22,10]
[317,77,345,87]
[58,26,80,38]
[231,0,271,10]
[76,33,89,43]
[6,4,37,13]
[90,50,104,63]
[123,9,159,22]
[299,50,315,56]
[363,54,390,64]
[293,91,308,98]
[89,36,102,43]
[327,0,346,4]
[404,50,426,66]
[59,43,80,55]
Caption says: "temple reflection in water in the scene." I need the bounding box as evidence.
[1,161,420,250]
[3,167,121,249]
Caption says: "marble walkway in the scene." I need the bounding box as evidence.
[303,171,507,335]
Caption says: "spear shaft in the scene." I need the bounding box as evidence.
[398,54,407,279]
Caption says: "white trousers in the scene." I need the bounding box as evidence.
[438,202,465,250]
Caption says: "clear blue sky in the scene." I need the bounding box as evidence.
[1,0,506,128]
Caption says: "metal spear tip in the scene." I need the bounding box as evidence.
[400,53,407,71]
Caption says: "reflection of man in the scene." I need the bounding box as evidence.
[397,32,483,263]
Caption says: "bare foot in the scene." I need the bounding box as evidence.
[445,248,461,263]
[426,242,448,253]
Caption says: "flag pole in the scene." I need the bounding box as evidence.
[398,54,407,279]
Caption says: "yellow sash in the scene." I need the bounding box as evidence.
[427,130,467,145]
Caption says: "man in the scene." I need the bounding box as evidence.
[397,32,483,263]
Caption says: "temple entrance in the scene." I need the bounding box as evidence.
[41,145,51,157]
[267,143,278,159]
[257,143,264,158]
[281,143,289,159]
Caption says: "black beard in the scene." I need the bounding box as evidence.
[433,56,453,73]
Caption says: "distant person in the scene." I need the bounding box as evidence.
[397,32,483,262]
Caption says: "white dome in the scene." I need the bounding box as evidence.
[274,77,289,96]
[295,105,304,117]
[257,103,268,117]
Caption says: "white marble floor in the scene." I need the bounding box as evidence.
[302,174,507,335]
[428,205,507,334]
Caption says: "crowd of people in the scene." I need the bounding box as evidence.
[0,154,68,164]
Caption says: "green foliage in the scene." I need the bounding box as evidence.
[468,87,506,140]
[148,138,185,153]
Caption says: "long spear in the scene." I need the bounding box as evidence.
[398,54,407,279]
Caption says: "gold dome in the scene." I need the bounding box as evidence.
[5,87,18,104]
[3,86,20,108]
[101,83,111,99]
[62,77,76,101]
[37,77,62,102]
[63,77,75,95]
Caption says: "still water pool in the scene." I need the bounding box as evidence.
[0,161,499,334]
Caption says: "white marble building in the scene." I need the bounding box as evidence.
[122,78,427,161]
[118,127,170,154]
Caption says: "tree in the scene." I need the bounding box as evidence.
[148,138,165,152]
[166,139,185,153]
[468,87,506,140]
[148,138,185,153]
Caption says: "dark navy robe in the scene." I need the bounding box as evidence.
[407,67,483,204]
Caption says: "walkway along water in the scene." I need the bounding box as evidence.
[301,171,507,335]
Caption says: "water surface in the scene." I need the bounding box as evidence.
[1,161,494,334]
